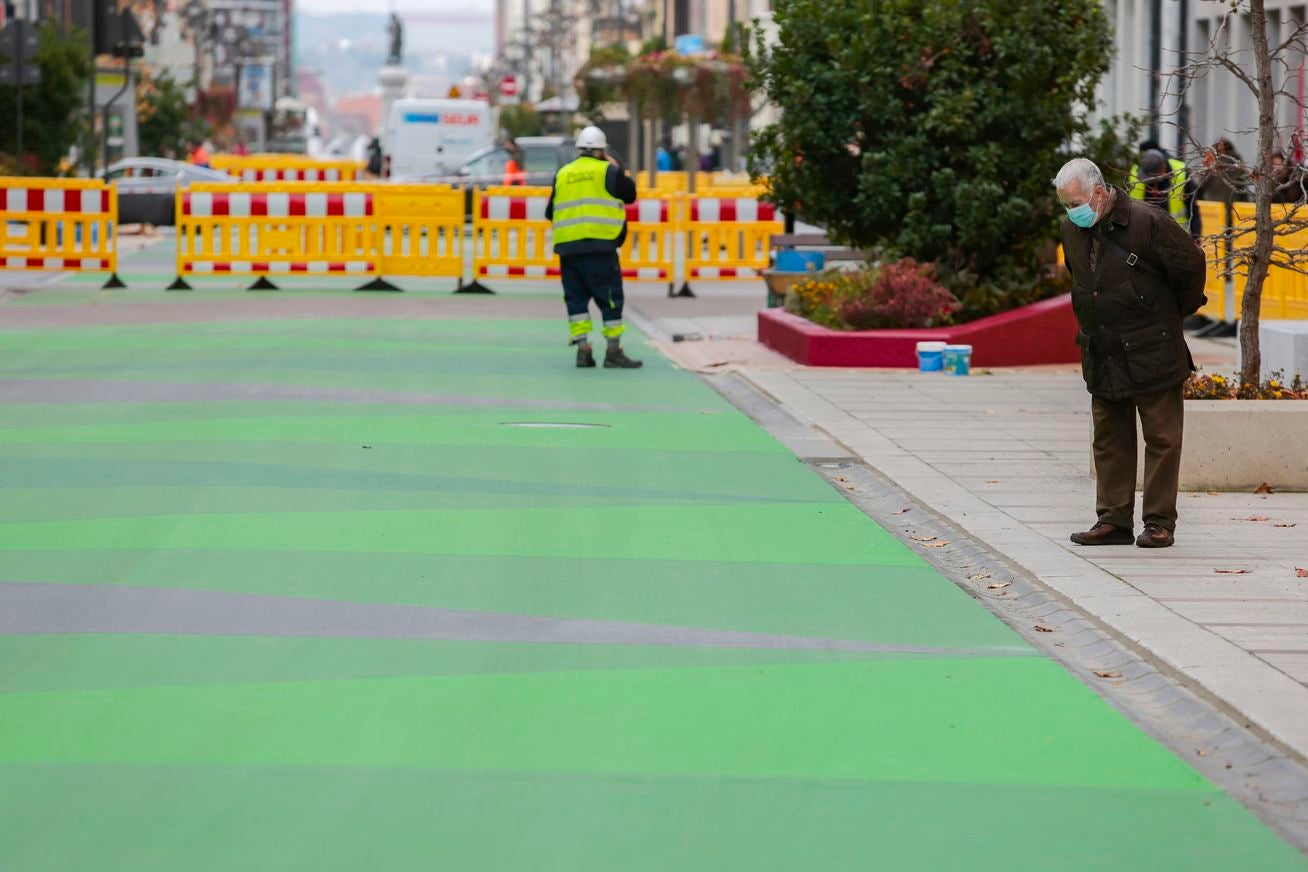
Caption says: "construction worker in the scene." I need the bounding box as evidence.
[544,126,642,368]
[1128,147,1199,237]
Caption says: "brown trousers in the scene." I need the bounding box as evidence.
[1091,385,1184,531]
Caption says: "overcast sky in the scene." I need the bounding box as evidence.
[295,0,493,15]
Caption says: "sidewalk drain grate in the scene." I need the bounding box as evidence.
[500,422,610,429]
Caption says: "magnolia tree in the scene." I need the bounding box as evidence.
[1169,0,1308,387]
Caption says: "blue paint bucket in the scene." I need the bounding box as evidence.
[774,250,826,272]
[942,344,973,375]
[916,341,947,372]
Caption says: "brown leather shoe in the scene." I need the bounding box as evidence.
[1070,522,1134,546]
[1136,523,1174,548]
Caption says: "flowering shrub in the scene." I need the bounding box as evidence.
[1185,370,1306,400]
[785,260,960,331]
[842,259,960,330]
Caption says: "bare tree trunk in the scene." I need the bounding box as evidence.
[1241,0,1275,387]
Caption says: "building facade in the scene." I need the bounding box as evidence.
[1096,0,1308,161]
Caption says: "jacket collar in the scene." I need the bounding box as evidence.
[1098,186,1130,230]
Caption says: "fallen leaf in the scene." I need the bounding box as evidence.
[1196,749,1207,757]
[910,535,937,543]
[969,572,993,581]
[1034,624,1056,633]
[834,476,849,482]
[923,541,950,549]
[1296,567,1308,578]
[891,507,911,515]
[1232,516,1269,522]
[361,445,372,449]
[985,479,1001,484]
[1214,568,1253,575]
[1255,482,1276,494]
[1275,523,1297,528]
[1093,670,1122,679]
[986,581,1012,590]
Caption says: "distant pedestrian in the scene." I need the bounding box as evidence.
[187,140,211,168]
[366,137,383,177]
[1269,149,1305,203]
[1195,137,1249,204]
[1131,148,1201,239]
[544,126,643,369]
[656,137,674,172]
[1054,157,1207,549]
[503,140,526,186]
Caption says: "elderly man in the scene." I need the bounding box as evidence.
[1055,157,1207,548]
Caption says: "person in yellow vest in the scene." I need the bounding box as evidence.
[544,126,642,368]
[1128,148,1201,238]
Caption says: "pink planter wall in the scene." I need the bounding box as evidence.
[758,294,1082,367]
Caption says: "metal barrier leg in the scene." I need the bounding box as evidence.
[248,276,280,291]
[101,273,126,289]
[356,277,401,291]
[672,282,695,298]
[456,280,495,294]
[166,277,192,291]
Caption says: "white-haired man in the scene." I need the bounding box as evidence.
[1054,157,1206,548]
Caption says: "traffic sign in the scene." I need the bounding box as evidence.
[0,63,39,84]
[448,84,461,98]
[499,75,518,98]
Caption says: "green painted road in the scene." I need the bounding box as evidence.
[0,279,1303,868]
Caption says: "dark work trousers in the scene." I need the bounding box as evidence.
[1091,384,1185,531]
[560,251,625,345]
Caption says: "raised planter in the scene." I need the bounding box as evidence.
[758,293,1081,367]
[1095,402,1308,491]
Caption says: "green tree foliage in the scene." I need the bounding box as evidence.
[0,22,91,173]
[137,70,203,158]
[748,0,1132,313]
[499,103,544,139]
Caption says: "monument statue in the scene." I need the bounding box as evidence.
[386,13,403,66]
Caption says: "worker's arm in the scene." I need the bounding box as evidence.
[544,182,556,220]
[606,162,637,204]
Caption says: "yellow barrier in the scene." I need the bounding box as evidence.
[636,171,688,193]
[683,193,783,288]
[0,177,121,287]
[468,186,679,291]
[1196,199,1308,321]
[210,155,366,182]
[470,186,557,286]
[373,185,465,280]
[172,183,379,289]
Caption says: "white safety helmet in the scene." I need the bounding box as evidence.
[576,126,608,150]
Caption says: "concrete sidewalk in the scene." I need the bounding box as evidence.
[726,364,1308,758]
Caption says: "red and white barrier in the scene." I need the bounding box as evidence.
[174,185,379,288]
[181,191,373,218]
[1,179,120,284]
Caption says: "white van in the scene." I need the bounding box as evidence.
[385,99,493,178]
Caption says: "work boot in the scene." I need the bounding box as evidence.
[1136,523,1175,548]
[603,348,643,369]
[575,345,596,368]
[1069,522,1134,546]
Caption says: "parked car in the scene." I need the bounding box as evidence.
[104,158,234,226]
[394,137,626,217]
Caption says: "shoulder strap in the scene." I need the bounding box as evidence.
[1092,227,1165,280]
